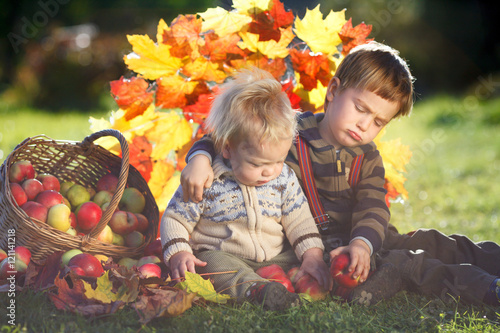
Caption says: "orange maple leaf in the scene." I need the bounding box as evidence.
[110,76,154,120]
[183,57,227,83]
[339,18,374,56]
[281,79,302,110]
[270,0,294,29]
[161,14,203,60]
[290,48,333,90]
[128,135,153,182]
[241,53,287,80]
[155,75,198,109]
[200,32,246,63]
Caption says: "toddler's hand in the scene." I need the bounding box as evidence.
[329,239,371,283]
[180,154,214,202]
[298,248,333,291]
[169,251,207,280]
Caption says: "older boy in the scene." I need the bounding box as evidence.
[182,42,500,306]
[161,67,331,312]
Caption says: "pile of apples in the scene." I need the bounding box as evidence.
[0,246,31,280]
[9,160,149,248]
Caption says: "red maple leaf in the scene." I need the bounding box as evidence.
[110,76,153,120]
[248,11,281,42]
[339,18,374,56]
[290,48,333,90]
[183,93,214,124]
[281,79,302,110]
[129,136,153,182]
[270,0,294,29]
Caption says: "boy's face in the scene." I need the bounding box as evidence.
[222,135,291,186]
[319,78,399,148]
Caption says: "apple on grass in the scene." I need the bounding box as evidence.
[36,173,60,192]
[330,253,361,288]
[67,253,104,277]
[119,187,146,214]
[10,183,28,206]
[76,201,102,233]
[0,249,7,262]
[35,190,65,209]
[108,210,138,235]
[118,257,138,269]
[256,264,295,293]
[47,203,71,232]
[14,246,31,266]
[125,231,145,248]
[9,160,35,183]
[66,184,91,209]
[138,263,162,287]
[21,179,43,200]
[21,201,48,223]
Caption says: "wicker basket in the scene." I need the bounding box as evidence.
[0,129,159,262]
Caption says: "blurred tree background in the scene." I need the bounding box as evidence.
[0,0,498,112]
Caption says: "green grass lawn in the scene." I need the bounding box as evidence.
[1,96,500,332]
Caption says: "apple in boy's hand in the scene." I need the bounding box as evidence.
[47,203,71,232]
[21,201,48,222]
[294,273,328,300]
[108,210,138,235]
[35,190,65,209]
[76,201,102,232]
[9,160,36,183]
[330,253,361,288]
[10,183,28,206]
[96,173,119,193]
[21,179,43,200]
[119,187,145,214]
[36,173,60,192]
[67,253,104,277]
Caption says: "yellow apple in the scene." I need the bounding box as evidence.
[47,203,71,231]
[97,225,113,244]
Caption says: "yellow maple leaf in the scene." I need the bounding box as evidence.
[176,271,231,304]
[146,110,193,160]
[182,57,227,83]
[307,79,328,111]
[148,160,176,200]
[83,271,139,304]
[294,5,346,55]
[232,0,271,14]
[124,34,183,80]
[155,171,182,211]
[156,18,169,44]
[198,7,253,37]
[238,26,294,59]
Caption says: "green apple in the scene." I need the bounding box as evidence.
[125,231,145,248]
[61,249,83,267]
[112,232,125,246]
[47,203,71,232]
[59,181,75,197]
[119,187,146,214]
[117,257,138,269]
[93,190,113,208]
[66,226,77,236]
[66,184,91,209]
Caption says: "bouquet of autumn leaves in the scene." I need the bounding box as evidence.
[90,0,412,214]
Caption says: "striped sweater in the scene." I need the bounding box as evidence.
[187,112,390,254]
[161,155,324,266]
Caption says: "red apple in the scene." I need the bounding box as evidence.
[0,249,7,262]
[294,273,328,300]
[9,160,35,183]
[21,179,43,200]
[67,253,104,277]
[97,225,113,244]
[135,213,149,233]
[69,212,77,228]
[256,264,294,293]
[125,231,145,248]
[330,253,361,288]
[287,266,300,283]
[47,203,71,232]
[108,210,138,235]
[21,201,48,223]
[14,246,31,266]
[119,187,145,214]
[68,265,86,276]
[93,190,113,208]
[0,257,27,279]
[76,201,102,232]
[10,183,28,206]
[36,173,60,192]
[138,263,162,287]
[144,239,162,257]
[96,173,119,193]
[35,190,65,208]
[66,184,91,209]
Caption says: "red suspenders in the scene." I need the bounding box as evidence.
[296,136,364,230]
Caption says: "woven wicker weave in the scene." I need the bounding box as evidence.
[0,129,159,262]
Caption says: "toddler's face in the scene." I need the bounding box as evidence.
[222,136,292,186]
[320,80,399,148]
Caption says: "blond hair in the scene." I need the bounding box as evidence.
[331,41,415,118]
[206,67,297,153]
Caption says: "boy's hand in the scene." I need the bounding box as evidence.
[180,154,214,202]
[329,239,371,283]
[169,251,207,280]
[296,248,333,291]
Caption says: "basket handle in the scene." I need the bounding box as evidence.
[81,129,130,239]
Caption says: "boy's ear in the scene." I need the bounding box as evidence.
[222,143,231,159]
[326,77,341,102]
